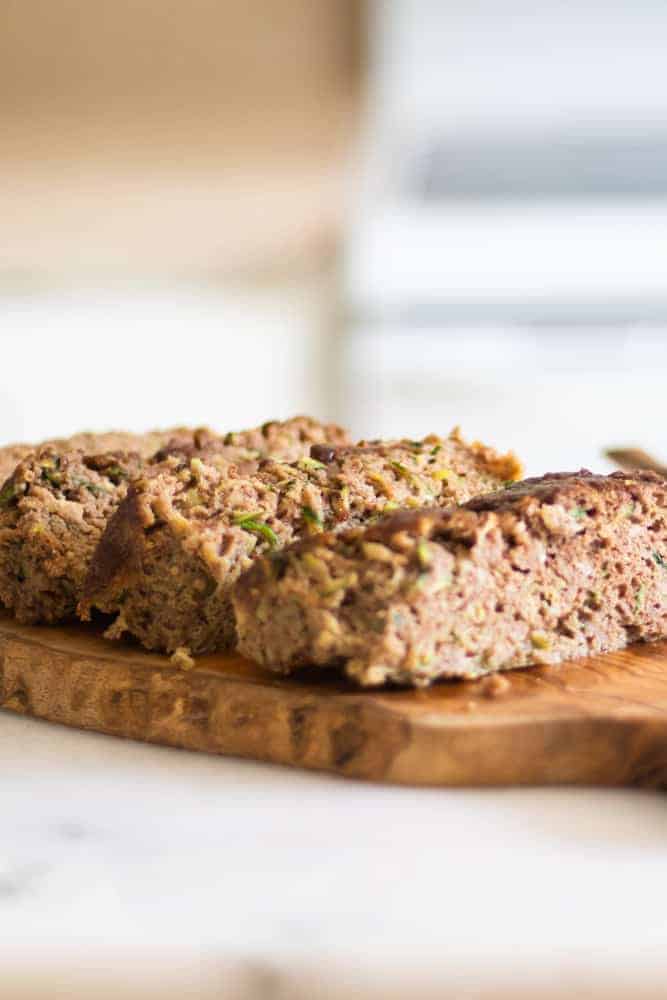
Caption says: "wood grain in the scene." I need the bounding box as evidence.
[605,448,667,477]
[1,614,667,787]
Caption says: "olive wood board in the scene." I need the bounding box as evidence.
[2,613,667,787]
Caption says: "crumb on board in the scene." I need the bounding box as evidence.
[170,646,196,671]
[480,674,511,698]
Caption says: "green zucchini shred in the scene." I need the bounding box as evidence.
[233,512,278,547]
[301,505,323,528]
[0,479,17,509]
[298,457,326,471]
[416,538,432,570]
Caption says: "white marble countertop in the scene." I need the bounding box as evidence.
[2,712,667,999]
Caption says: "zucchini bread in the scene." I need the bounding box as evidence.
[0,417,349,625]
[80,429,521,655]
[233,470,667,686]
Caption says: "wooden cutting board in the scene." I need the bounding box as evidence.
[2,613,667,787]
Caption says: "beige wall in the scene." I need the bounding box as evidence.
[1,1,360,115]
[0,1,362,281]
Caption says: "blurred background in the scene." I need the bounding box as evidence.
[4,8,667,998]
[2,0,667,471]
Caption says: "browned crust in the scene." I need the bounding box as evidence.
[0,428,192,484]
[79,485,147,608]
[311,427,522,484]
[154,415,351,469]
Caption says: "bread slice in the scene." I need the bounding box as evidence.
[233,470,667,686]
[80,429,521,656]
[0,448,144,624]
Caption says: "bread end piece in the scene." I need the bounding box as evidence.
[234,470,667,686]
[0,448,142,624]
